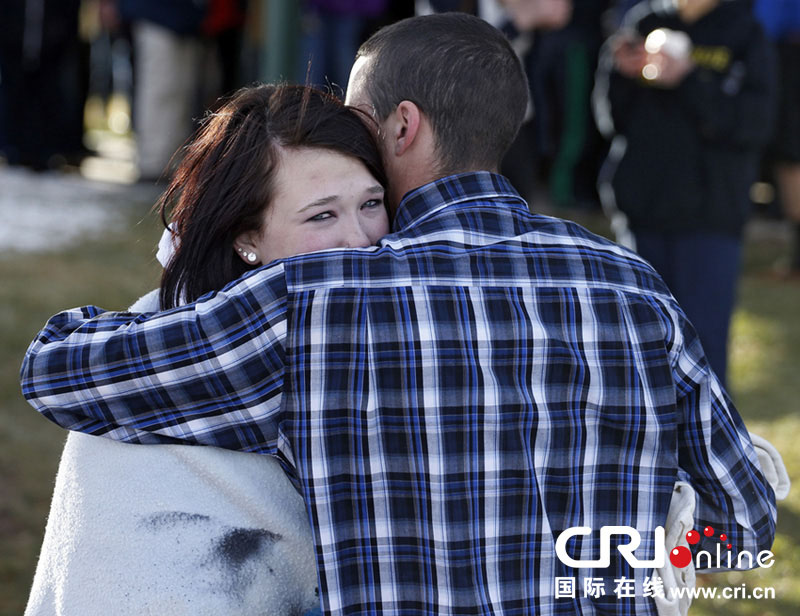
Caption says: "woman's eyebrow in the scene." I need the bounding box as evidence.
[299,185,384,212]
[298,195,338,212]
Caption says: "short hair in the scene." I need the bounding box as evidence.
[158,84,386,309]
[356,12,528,175]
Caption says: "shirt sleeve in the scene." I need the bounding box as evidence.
[19,263,290,454]
[668,304,777,564]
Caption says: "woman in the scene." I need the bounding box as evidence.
[26,84,389,616]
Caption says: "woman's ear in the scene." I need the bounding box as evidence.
[233,230,262,265]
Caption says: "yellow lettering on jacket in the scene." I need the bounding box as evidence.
[691,46,732,72]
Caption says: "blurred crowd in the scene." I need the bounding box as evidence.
[0,0,798,383]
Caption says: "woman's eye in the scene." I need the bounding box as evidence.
[362,199,383,210]
[309,211,334,222]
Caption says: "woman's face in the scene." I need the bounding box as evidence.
[237,147,389,265]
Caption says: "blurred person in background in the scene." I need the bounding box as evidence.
[755,0,800,279]
[297,0,389,92]
[205,0,248,98]
[115,0,246,183]
[115,0,206,182]
[0,0,87,171]
[593,0,776,386]
[503,0,611,209]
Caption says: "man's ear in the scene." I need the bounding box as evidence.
[390,100,422,157]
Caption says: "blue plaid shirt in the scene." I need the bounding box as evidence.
[22,172,775,615]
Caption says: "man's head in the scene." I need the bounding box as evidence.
[346,12,528,209]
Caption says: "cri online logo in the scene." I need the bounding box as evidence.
[669,525,725,568]
[555,526,775,570]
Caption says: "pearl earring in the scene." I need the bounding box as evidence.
[237,247,257,263]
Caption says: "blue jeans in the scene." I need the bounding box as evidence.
[634,231,742,387]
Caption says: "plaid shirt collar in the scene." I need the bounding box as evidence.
[391,171,529,233]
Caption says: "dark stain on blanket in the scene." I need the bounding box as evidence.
[211,527,284,603]
[137,512,302,610]
[138,511,211,529]
[215,527,282,570]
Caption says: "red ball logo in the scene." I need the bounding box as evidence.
[719,533,727,542]
[669,546,692,568]
[703,526,714,537]
[685,530,700,545]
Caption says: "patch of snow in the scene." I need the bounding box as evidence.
[0,167,154,255]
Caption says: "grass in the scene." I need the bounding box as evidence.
[0,197,798,615]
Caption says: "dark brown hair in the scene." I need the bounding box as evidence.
[356,12,528,175]
[158,84,387,309]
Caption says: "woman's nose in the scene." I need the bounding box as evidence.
[342,221,370,248]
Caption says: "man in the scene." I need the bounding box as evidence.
[21,13,774,615]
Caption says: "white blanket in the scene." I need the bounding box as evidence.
[25,291,319,615]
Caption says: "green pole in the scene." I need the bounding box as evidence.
[259,0,300,83]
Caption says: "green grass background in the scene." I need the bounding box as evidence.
[0,201,797,615]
